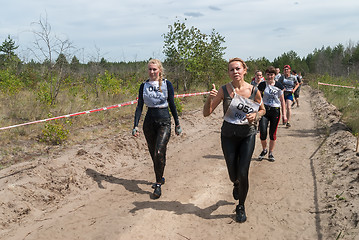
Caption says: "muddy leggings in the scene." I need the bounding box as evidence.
[221,134,256,205]
[143,116,171,183]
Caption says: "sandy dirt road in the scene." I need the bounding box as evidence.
[0,86,357,240]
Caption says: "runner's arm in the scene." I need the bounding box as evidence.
[203,84,223,117]
[133,83,145,128]
[166,81,180,126]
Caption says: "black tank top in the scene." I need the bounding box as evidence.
[221,84,258,137]
[222,84,258,115]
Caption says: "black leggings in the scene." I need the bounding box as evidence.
[259,107,280,141]
[143,117,171,183]
[221,134,256,205]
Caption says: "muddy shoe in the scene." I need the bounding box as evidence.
[161,177,165,185]
[268,153,275,162]
[152,184,161,199]
[258,149,268,160]
[152,177,165,189]
[235,205,247,223]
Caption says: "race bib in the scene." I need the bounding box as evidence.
[223,94,260,125]
[143,80,168,108]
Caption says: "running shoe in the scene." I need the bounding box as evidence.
[258,149,268,160]
[268,153,275,162]
[235,205,247,223]
[151,177,165,189]
[286,122,291,128]
[152,184,161,199]
[233,182,240,200]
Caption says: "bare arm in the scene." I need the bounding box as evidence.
[280,93,287,122]
[247,90,266,124]
[203,84,223,117]
[292,81,299,93]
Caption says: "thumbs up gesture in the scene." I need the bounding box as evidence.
[209,83,218,98]
[203,83,219,117]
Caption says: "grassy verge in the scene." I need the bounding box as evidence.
[0,86,207,169]
[306,74,359,136]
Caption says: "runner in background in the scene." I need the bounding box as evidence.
[250,70,265,87]
[203,58,265,223]
[274,67,281,81]
[257,66,287,161]
[132,59,182,199]
[292,70,303,108]
[278,65,299,127]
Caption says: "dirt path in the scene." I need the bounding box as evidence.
[0,86,356,239]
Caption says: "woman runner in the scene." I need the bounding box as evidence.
[132,59,182,199]
[278,65,299,127]
[257,66,287,161]
[203,58,265,223]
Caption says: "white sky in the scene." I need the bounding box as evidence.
[1,0,359,63]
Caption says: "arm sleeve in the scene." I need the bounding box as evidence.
[278,75,283,84]
[133,83,144,128]
[275,81,285,90]
[166,81,180,126]
[258,81,266,92]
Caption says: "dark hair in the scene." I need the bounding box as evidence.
[292,70,297,74]
[265,66,276,74]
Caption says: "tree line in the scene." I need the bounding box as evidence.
[1,17,359,106]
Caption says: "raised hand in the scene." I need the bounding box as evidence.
[209,83,218,98]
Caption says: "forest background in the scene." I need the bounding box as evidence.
[0,18,358,168]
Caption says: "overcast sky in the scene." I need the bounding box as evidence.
[1,0,359,63]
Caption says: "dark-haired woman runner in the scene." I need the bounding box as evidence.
[257,66,287,161]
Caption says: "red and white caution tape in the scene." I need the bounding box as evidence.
[175,91,210,98]
[318,81,356,89]
[0,91,209,131]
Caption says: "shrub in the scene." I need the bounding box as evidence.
[39,115,72,145]
[174,97,183,115]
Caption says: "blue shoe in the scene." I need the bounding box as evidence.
[152,177,165,189]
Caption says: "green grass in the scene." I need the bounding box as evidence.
[0,85,207,168]
[307,74,359,135]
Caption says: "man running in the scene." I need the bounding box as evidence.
[278,65,299,127]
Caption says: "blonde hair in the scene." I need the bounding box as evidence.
[148,59,165,91]
[228,57,248,74]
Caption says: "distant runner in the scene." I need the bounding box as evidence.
[257,66,287,161]
[292,70,303,108]
[278,65,299,127]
